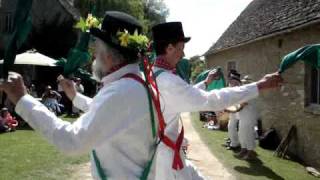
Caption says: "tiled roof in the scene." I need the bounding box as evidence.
[206,0,320,55]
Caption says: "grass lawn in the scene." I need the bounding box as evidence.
[0,115,89,180]
[191,113,317,180]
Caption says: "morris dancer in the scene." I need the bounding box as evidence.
[150,21,283,179]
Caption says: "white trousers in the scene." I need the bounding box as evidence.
[228,114,239,147]
[238,117,256,150]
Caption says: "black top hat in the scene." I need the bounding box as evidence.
[90,11,143,60]
[228,69,241,82]
[152,22,191,44]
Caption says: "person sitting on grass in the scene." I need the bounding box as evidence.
[205,112,220,130]
[42,85,63,115]
[1,107,18,131]
[0,114,9,133]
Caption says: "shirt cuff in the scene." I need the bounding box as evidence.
[15,94,42,122]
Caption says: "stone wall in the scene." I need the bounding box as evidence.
[205,24,320,168]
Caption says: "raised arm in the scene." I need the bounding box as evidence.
[157,72,282,113]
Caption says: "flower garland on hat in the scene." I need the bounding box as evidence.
[117,29,150,53]
[75,14,150,55]
[75,14,101,32]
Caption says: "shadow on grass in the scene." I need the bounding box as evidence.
[234,158,284,180]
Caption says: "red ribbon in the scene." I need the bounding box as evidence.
[122,57,184,170]
[142,57,184,170]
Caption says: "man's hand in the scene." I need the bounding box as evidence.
[205,69,221,85]
[257,72,284,92]
[0,72,27,104]
[57,75,76,100]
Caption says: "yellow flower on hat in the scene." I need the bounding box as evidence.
[75,14,101,32]
[86,14,100,29]
[119,30,130,47]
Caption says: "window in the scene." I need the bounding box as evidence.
[227,61,237,72]
[0,0,2,8]
[5,13,12,33]
[311,67,320,104]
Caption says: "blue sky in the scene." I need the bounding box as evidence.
[163,0,253,58]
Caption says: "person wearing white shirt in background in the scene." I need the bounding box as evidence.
[72,77,84,116]
[0,11,159,179]
[224,70,242,151]
[236,75,260,160]
[74,77,84,94]
[151,22,284,179]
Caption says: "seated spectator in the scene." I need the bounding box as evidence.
[42,85,63,115]
[1,107,18,131]
[0,115,9,133]
[181,138,189,156]
[203,112,220,130]
[29,84,38,98]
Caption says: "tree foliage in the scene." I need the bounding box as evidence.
[75,0,169,34]
[190,55,207,82]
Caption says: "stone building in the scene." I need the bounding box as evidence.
[0,0,80,59]
[0,0,81,100]
[205,0,320,167]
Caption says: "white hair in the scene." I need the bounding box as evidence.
[96,38,126,66]
[92,38,127,81]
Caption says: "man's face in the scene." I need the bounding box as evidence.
[92,39,113,81]
[228,79,241,87]
[166,42,185,65]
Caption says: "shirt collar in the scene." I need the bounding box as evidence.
[154,56,176,74]
[101,63,140,86]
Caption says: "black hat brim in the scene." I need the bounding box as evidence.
[184,37,191,43]
[90,28,106,41]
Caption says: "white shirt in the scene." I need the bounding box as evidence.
[15,64,156,180]
[153,67,259,180]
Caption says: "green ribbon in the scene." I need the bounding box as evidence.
[279,44,320,73]
[176,59,191,84]
[92,150,107,180]
[55,33,91,77]
[3,0,33,79]
[194,68,226,91]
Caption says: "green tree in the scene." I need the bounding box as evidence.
[75,0,168,34]
[76,0,144,18]
[142,0,169,34]
[190,55,206,82]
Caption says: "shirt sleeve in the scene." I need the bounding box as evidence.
[15,90,132,156]
[158,72,259,113]
[193,81,206,90]
[72,93,92,112]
